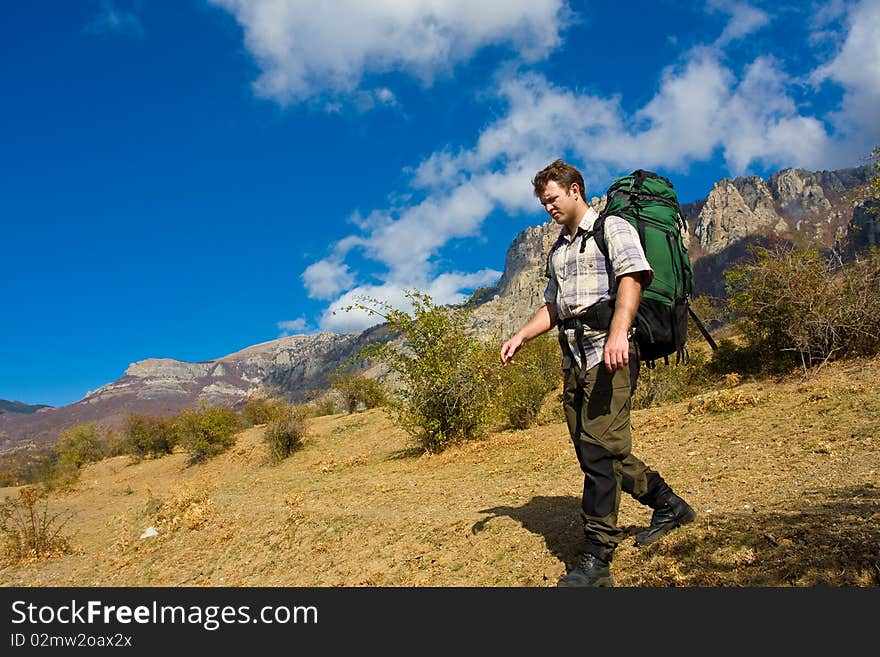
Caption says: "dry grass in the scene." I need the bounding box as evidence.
[1,357,878,587]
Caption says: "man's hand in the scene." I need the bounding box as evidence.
[499,303,556,367]
[603,331,630,372]
[604,273,643,372]
[500,335,524,366]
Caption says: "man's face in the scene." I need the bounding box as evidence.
[539,180,579,226]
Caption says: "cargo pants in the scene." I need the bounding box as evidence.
[561,343,671,562]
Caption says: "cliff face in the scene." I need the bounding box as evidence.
[690,166,871,258]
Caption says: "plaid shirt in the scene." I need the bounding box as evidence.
[543,207,653,370]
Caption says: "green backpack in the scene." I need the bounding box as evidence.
[593,170,716,364]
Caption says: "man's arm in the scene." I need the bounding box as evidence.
[604,273,643,372]
[500,302,557,365]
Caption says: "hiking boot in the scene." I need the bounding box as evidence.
[557,553,614,587]
[634,492,695,546]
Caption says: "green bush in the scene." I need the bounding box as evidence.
[54,423,105,470]
[725,245,880,372]
[633,347,720,409]
[331,371,386,413]
[309,396,341,417]
[174,403,241,465]
[264,403,309,462]
[344,290,498,453]
[123,414,177,459]
[498,333,559,429]
[242,398,286,426]
[707,338,778,377]
[100,429,129,459]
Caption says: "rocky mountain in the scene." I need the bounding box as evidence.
[2,164,874,455]
[0,327,391,453]
[0,400,52,415]
[685,165,873,296]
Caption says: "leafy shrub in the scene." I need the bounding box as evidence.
[123,414,177,459]
[0,448,57,488]
[344,291,497,453]
[54,423,105,470]
[0,487,73,564]
[101,429,129,458]
[242,398,286,426]
[264,403,309,462]
[174,403,241,465]
[707,338,777,377]
[309,396,341,417]
[331,371,386,413]
[633,347,720,409]
[725,245,880,372]
[498,333,559,429]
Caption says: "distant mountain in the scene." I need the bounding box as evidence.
[0,326,391,453]
[684,165,875,296]
[2,163,874,455]
[0,400,52,415]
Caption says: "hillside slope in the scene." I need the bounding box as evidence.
[1,356,878,587]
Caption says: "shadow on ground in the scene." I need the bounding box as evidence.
[473,495,584,567]
[474,484,880,586]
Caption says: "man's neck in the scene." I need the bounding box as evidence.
[564,204,590,237]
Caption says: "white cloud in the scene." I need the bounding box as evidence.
[706,0,771,47]
[303,0,878,335]
[209,0,569,105]
[320,269,500,333]
[85,0,144,38]
[302,256,356,300]
[620,54,733,168]
[277,317,312,336]
[811,0,880,161]
[722,56,832,172]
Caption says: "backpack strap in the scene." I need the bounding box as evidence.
[589,214,609,258]
[687,306,718,351]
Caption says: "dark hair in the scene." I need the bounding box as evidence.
[532,159,585,199]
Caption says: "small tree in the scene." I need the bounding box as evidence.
[0,487,73,563]
[342,291,497,453]
[725,244,880,372]
[498,333,559,429]
[330,371,386,413]
[263,403,309,462]
[174,403,241,465]
[242,398,285,426]
[54,423,105,470]
[124,414,177,459]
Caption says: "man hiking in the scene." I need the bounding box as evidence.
[500,159,695,587]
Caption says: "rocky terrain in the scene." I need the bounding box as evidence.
[2,164,874,454]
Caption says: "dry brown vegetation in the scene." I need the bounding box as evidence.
[1,355,878,587]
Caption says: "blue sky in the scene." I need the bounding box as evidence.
[2,0,878,407]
